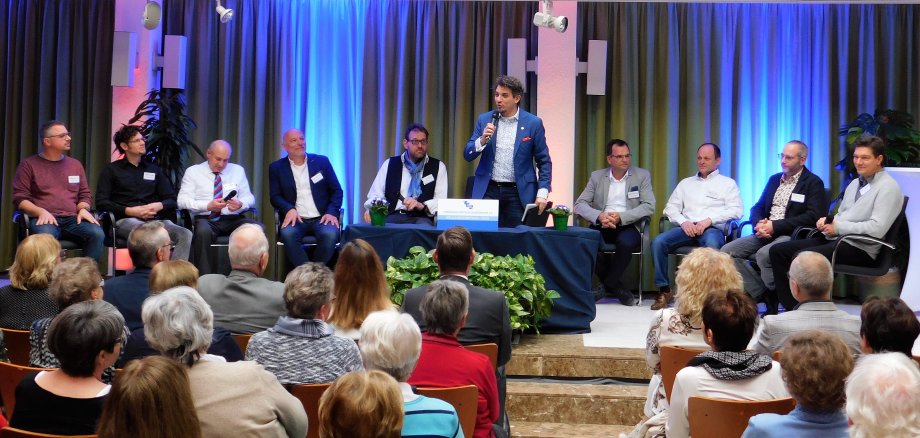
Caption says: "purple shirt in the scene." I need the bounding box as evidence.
[12,154,92,217]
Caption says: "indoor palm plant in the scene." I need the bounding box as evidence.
[128,88,203,188]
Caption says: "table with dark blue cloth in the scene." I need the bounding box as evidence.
[343,223,602,333]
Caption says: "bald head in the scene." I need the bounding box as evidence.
[228,224,269,273]
[789,251,833,299]
[282,129,306,163]
[206,140,232,173]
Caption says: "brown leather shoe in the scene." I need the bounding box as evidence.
[650,291,674,310]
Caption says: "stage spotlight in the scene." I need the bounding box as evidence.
[215,0,233,23]
[142,1,161,30]
[533,0,567,33]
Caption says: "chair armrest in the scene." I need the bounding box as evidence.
[724,219,741,241]
[658,216,670,234]
[99,211,117,241]
[831,234,895,267]
[178,209,194,230]
[735,220,754,239]
[791,226,820,240]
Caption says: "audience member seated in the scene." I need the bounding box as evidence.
[149,259,200,293]
[409,280,500,438]
[845,352,920,438]
[361,310,462,438]
[666,290,789,438]
[144,287,307,437]
[743,330,854,438]
[632,247,743,436]
[10,300,124,434]
[97,355,201,438]
[318,370,403,438]
[0,234,60,329]
[30,257,105,368]
[752,251,861,356]
[246,263,363,385]
[859,296,920,356]
[123,262,241,365]
[103,220,171,331]
[198,224,286,334]
[327,239,395,340]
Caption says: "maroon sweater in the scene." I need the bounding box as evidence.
[12,155,92,217]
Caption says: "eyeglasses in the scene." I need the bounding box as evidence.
[407,139,428,146]
[160,241,177,252]
[778,153,799,160]
[45,132,72,139]
[609,154,631,160]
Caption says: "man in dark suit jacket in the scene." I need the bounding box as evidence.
[721,140,825,305]
[103,221,171,331]
[268,129,343,267]
[402,225,513,436]
[464,75,552,228]
[574,139,656,306]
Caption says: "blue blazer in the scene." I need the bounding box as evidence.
[268,154,343,217]
[464,109,552,205]
[748,167,825,236]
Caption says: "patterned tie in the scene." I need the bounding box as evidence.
[210,172,223,220]
[855,177,868,201]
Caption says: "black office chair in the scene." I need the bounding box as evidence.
[585,216,650,302]
[99,211,128,274]
[180,208,260,275]
[13,211,83,255]
[657,216,739,286]
[791,195,908,278]
[273,209,342,278]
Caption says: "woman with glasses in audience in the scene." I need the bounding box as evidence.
[97,355,201,438]
[29,258,128,381]
[10,300,125,434]
[0,234,60,330]
[327,239,395,340]
[144,286,307,437]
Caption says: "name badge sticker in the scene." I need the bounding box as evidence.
[68,175,80,184]
[859,184,871,196]
[311,173,324,184]
[143,172,156,181]
[223,183,238,193]
[422,174,435,185]
[790,193,805,203]
[627,190,640,199]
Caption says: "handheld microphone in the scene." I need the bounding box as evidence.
[484,111,501,144]
[222,190,238,202]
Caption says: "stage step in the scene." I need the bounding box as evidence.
[510,421,633,437]
[507,381,646,426]
[508,334,652,380]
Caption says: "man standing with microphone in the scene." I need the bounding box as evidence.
[465,75,553,228]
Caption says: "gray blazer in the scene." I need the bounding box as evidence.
[574,167,656,227]
[198,270,286,334]
[753,301,862,356]
[835,170,904,258]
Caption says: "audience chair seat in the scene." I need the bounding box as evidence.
[416,385,478,438]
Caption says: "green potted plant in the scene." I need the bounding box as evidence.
[385,246,560,333]
[367,198,389,226]
[128,88,204,188]
[547,204,571,230]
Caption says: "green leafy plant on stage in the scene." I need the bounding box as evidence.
[129,88,204,188]
[837,109,920,202]
[385,246,560,333]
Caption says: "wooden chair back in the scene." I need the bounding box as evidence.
[0,362,51,419]
[464,343,498,369]
[417,385,478,438]
[289,383,332,438]
[232,334,252,354]
[0,329,31,366]
[688,396,796,438]
[660,345,706,401]
[0,427,95,438]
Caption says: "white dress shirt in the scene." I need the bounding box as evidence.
[290,160,321,219]
[364,156,448,214]
[604,169,629,213]
[473,108,548,199]
[177,161,256,216]
[663,169,743,229]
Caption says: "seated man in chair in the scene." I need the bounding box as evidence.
[363,123,448,225]
[768,135,903,313]
[575,138,655,306]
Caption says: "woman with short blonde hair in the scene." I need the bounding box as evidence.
[318,370,403,438]
[149,260,199,294]
[0,234,60,329]
[327,239,394,339]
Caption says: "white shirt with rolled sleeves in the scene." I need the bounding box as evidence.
[364,156,449,214]
[663,169,743,231]
[177,161,256,216]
